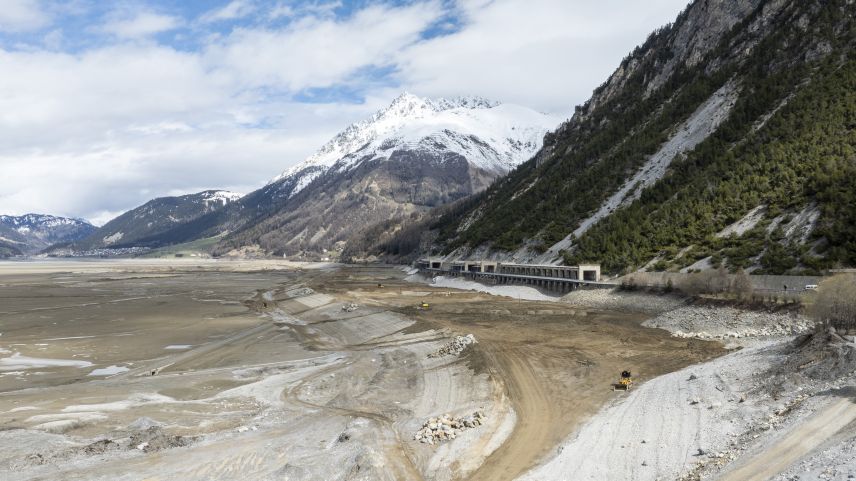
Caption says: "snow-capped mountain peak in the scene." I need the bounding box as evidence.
[269,93,559,199]
[0,213,96,254]
[0,213,91,230]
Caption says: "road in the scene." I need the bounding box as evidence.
[717,397,856,481]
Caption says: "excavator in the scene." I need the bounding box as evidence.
[613,370,634,391]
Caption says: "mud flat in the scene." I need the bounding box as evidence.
[1,261,724,480]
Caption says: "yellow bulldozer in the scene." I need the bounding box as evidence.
[417,301,430,311]
[613,370,634,391]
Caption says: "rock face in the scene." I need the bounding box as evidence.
[417,0,856,275]
[0,214,95,255]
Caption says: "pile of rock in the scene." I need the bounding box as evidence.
[342,303,359,312]
[643,306,814,340]
[428,334,477,358]
[563,288,687,314]
[287,287,315,298]
[414,411,486,445]
[128,426,194,453]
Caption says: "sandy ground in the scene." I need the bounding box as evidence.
[0,261,724,481]
[5,261,850,481]
[398,271,722,481]
[518,340,784,481]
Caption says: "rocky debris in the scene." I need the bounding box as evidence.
[413,411,486,445]
[562,288,687,314]
[773,431,856,481]
[643,306,813,340]
[82,439,120,456]
[428,334,477,358]
[341,303,359,312]
[287,287,315,298]
[128,426,194,453]
[773,328,856,382]
[18,437,122,467]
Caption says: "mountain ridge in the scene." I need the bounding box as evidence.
[69,189,242,251]
[0,213,95,256]
[212,93,558,257]
[88,93,558,258]
[377,0,856,275]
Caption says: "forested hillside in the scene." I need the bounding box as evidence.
[413,0,855,275]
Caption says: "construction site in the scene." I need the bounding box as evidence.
[0,260,854,481]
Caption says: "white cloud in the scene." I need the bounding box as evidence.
[0,0,49,32]
[397,0,689,112]
[42,28,62,49]
[268,3,294,20]
[206,1,443,92]
[101,11,182,38]
[0,0,692,226]
[0,40,387,222]
[201,0,257,23]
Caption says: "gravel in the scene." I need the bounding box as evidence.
[518,340,787,481]
[643,306,813,340]
[428,334,477,358]
[561,288,688,314]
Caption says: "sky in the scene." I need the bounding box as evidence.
[0,0,690,225]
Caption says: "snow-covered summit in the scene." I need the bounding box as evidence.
[269,92,559,198]
[0,213,96,254]
[0,213,91,230]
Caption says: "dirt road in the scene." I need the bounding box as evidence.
[716,396,856,481]
[340,269,726,481]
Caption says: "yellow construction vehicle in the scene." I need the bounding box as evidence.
[417,301,430,311]
[613,370,633,391]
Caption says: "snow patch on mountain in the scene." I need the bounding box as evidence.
[269,92,559,199]
[102,232,124,245]
[0,214,96,254]
[200,190,243,208]
[0,214,91,230]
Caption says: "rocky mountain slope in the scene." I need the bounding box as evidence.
[0,214,95,256]
[207,93,558,258]
[408,0,855,275]
[79,94,556,258]
[70,190,242,251]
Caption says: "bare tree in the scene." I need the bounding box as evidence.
[808,274,856,331]
[731,269,754,301]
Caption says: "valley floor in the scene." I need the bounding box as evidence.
[0,260,852,480]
